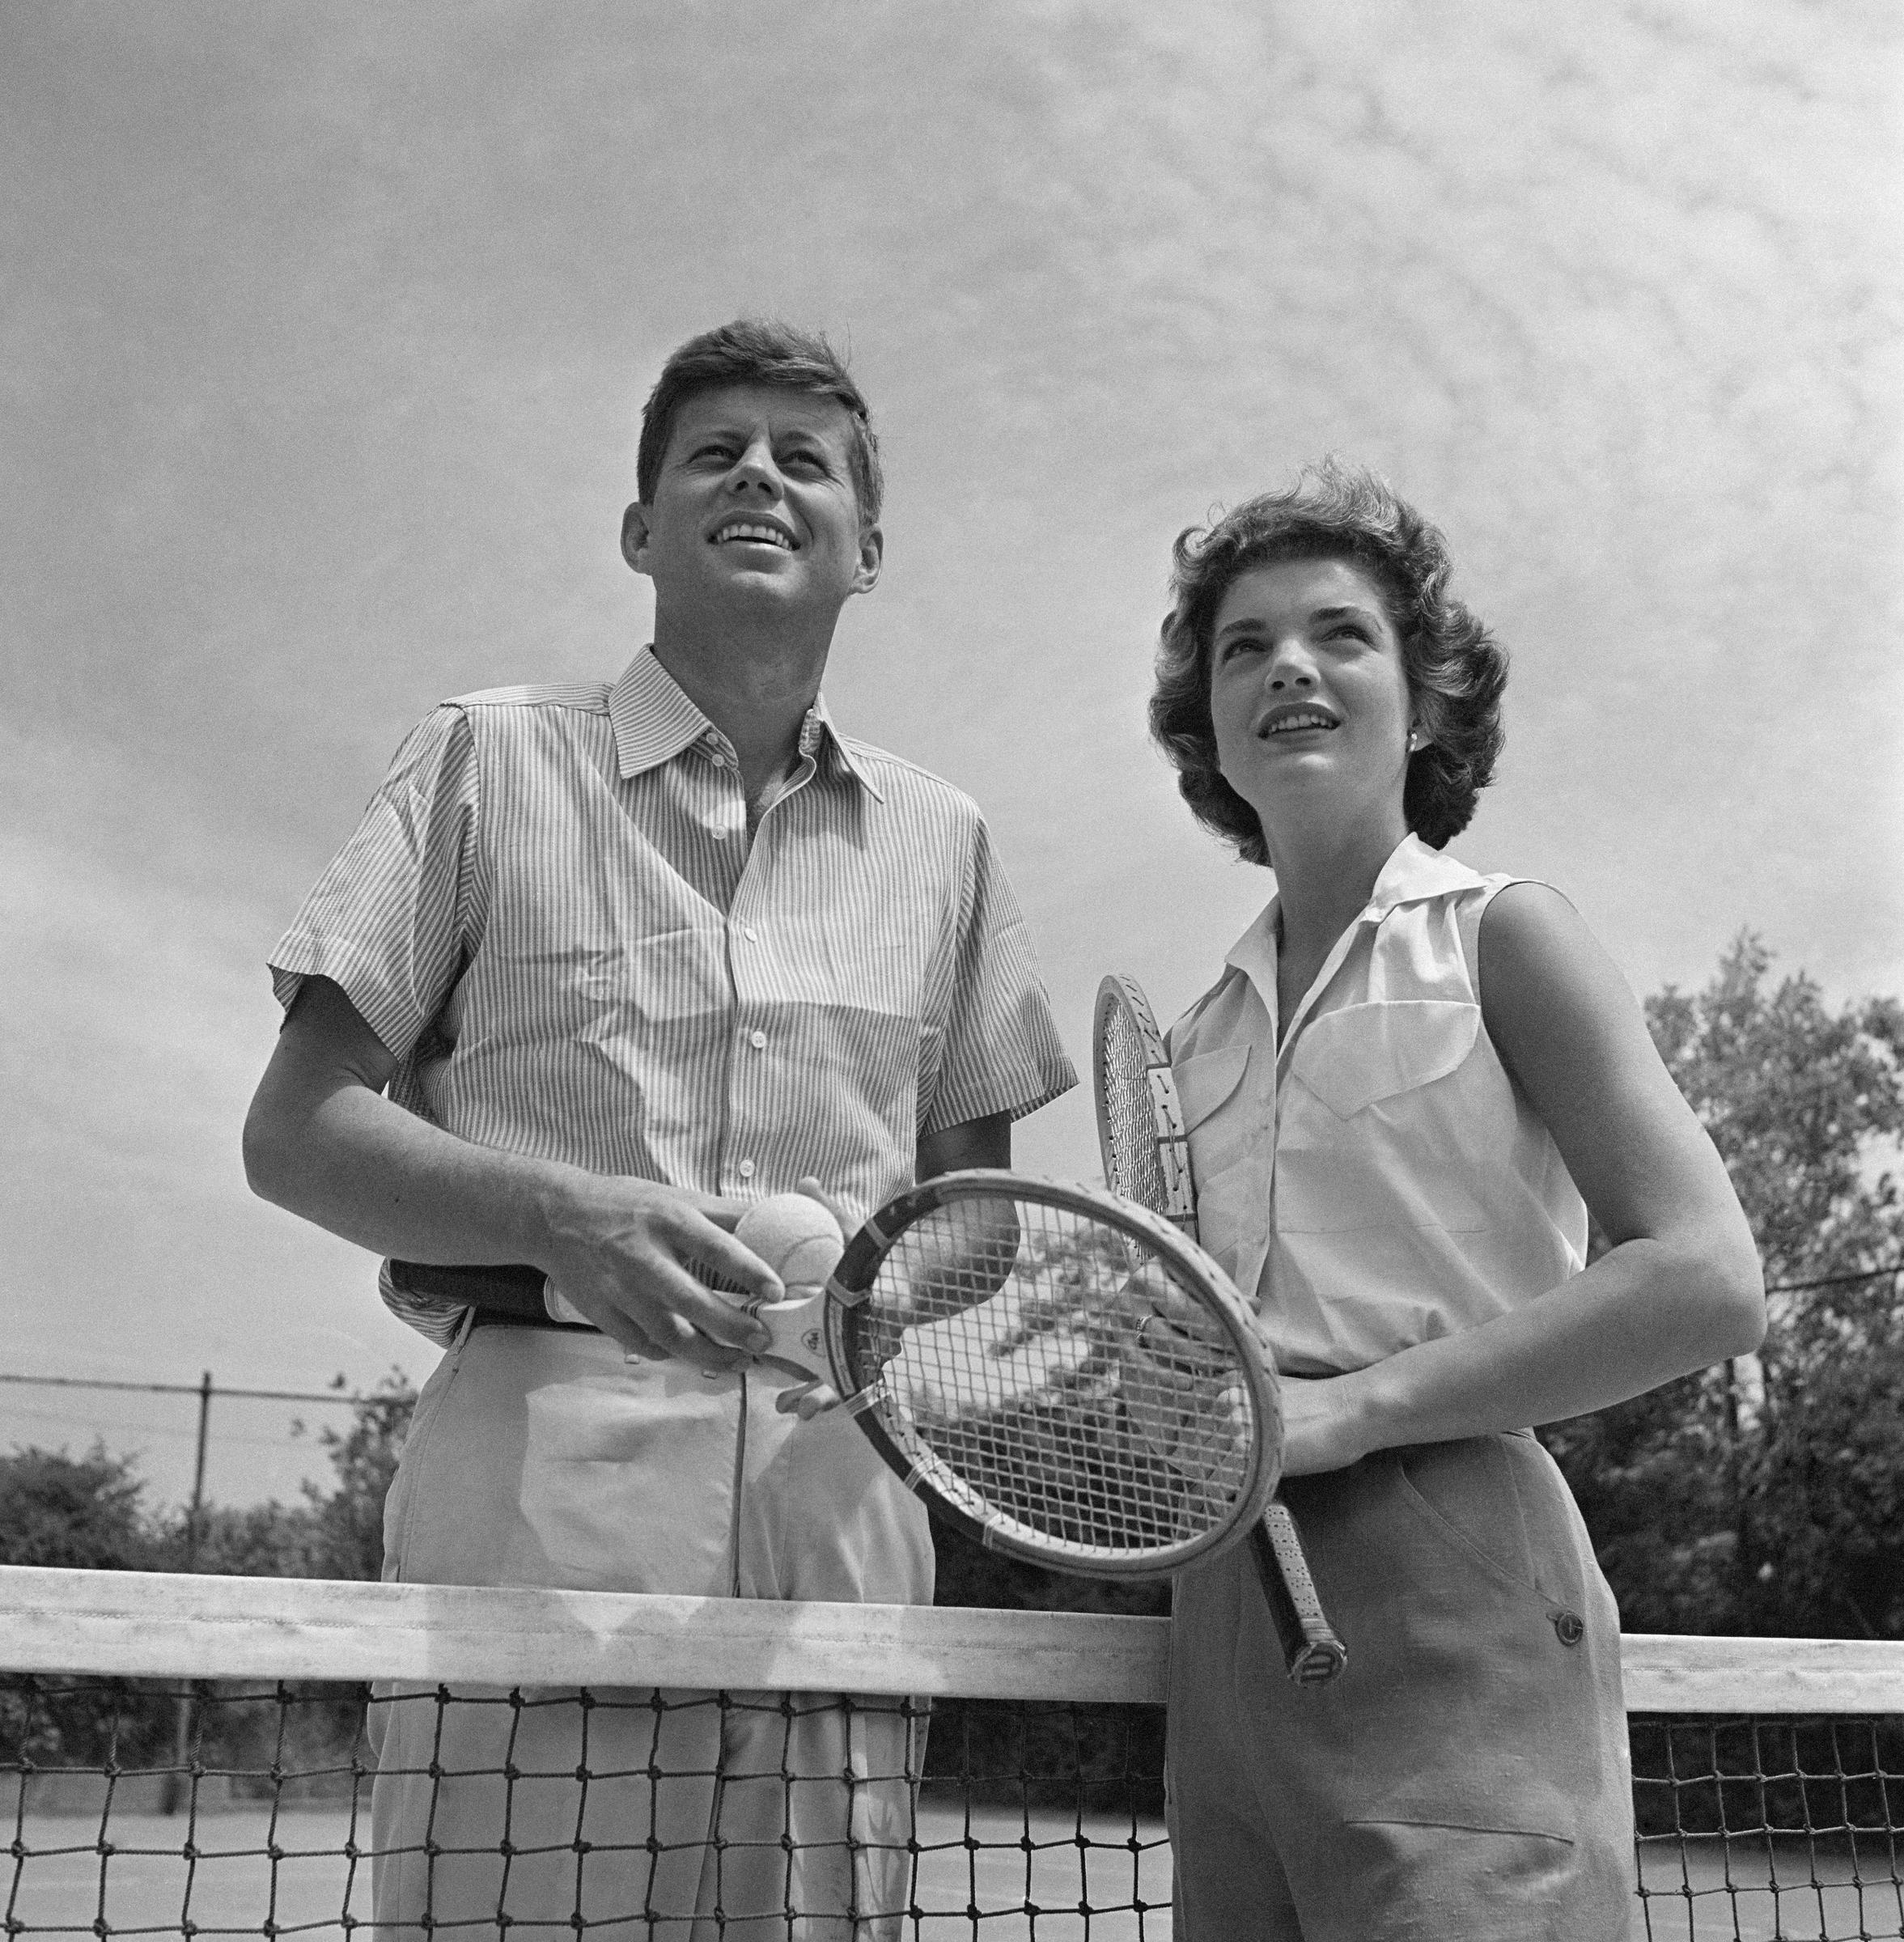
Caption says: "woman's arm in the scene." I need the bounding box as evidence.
[1279,881,1765,1476]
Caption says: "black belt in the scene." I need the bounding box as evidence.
[390,1257,596,1333]
[468,1308,595,1334]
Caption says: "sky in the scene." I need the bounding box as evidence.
[4,0,1900,1510]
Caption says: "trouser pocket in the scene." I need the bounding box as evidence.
[1337,1435,1625,1841]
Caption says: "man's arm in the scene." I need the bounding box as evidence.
[793,1112,1011,1242]
[916,1112,1011,1180]
[243,975,778,1368]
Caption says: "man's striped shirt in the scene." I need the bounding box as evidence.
[269,648,1075,1342]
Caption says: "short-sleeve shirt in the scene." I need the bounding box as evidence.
[1168,833,1588,1376]
[270,649,1075,1339]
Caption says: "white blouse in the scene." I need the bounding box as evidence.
[1169,834,1588,1376]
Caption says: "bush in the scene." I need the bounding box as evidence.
[0,1445,157,1571]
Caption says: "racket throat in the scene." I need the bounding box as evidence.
[743,1292,832,1387]
[740,1291,881,1414]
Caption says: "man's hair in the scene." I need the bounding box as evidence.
[635,319,884,524]
[1148,460,1507,865]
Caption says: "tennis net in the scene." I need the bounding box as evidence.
[5,1567,1904,1940]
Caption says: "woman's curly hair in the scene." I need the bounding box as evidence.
[1149,461,1507,866]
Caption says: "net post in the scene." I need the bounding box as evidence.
[161,1369,214,1816]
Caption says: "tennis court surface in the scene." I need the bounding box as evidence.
[6,1567,1904,1939]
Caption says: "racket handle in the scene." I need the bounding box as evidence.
[1248,1498,1348,1686]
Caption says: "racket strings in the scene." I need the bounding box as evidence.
[1100,1008,1172,1212]
[845,1199,1260,1560]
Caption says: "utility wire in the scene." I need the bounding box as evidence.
[1762,1263,1904,1295]
[0,1372,415,1406]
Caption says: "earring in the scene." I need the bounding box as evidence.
[1406,730,1424,752]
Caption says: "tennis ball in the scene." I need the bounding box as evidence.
[736,1193,845,1292]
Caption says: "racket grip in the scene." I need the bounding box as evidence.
[1248,1498,1348,1686]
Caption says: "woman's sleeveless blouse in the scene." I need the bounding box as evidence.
[1168,833,1588,1376]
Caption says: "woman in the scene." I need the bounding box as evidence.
[1150,464,1762,1940]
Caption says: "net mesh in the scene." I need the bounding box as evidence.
[1631,1715,1904,1939]
[7,1571,1904,1940]
[845,1194,1268,1573]
[2,1677,1168,1940]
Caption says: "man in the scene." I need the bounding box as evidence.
[244,320,1075,1938]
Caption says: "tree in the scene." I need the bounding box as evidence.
[0,1371,414,1584]
[179,1369,415,1581]
[297,1369,413,1580]
[183,1499,326,1579]
[1543,935,1904,1636]
[0,1444,157,1571]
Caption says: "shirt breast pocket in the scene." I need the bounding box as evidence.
[1287,1000,1479,1118]
[1279,1000,1488,1233]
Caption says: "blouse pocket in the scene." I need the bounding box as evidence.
[1276,999,1490,1236]
[1173,1043,1260,1216]
[1287,1000,1479,1119]
[1173,1043,1251,1130]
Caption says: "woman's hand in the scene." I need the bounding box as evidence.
[1276,1372,1377,1478]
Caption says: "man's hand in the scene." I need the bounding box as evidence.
[541,1177,781,1371]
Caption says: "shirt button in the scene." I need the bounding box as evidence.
[738,1160,756,1179]
[748,1030,767,1050]
[744,926,759,942]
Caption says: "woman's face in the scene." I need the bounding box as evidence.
[1207,554,1415,846]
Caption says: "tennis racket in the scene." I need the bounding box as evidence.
[392,1172,1285,1581]
[1095,973,1349,1684]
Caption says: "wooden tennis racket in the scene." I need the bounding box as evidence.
[1095,973,1349,1684]
[392,1172,1285,1582]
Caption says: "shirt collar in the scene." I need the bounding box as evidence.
[1364,831,1486,915]
[608,648,714,776]
[1223,833,1485,1003]
[803,689,885,801]
[606,647,884,800]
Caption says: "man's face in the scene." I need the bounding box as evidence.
[622,384,881,627]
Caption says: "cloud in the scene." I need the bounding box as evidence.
[3,0,1898,1488]
[0,721,418,1398]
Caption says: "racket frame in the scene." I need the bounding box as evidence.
[1093,970,1351,1685]
[822,1169,1283,1581]
[1093,973,1196,1231]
